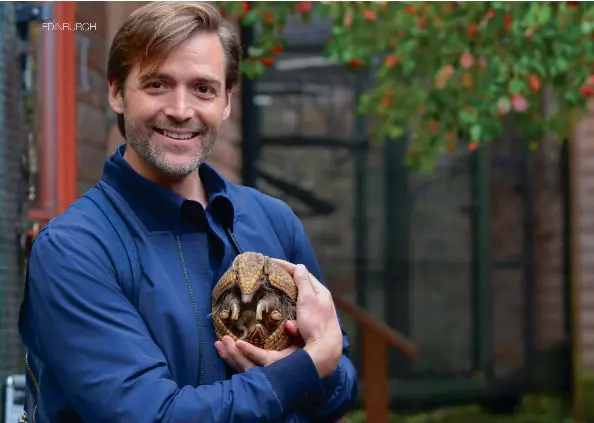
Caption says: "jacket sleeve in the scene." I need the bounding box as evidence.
[286,209,359,423]
[24,225,326,423]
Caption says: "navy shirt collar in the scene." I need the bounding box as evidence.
[100,144,235,232]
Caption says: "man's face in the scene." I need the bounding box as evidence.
[108,32,232,178]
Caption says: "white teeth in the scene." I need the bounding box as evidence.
[163,130,194,140]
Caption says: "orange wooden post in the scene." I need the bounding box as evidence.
[362,331,389,423]
[332,296,420,423]
[54,1,78,213]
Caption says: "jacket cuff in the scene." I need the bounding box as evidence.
[261,349,324,414]
[321,364,342,398]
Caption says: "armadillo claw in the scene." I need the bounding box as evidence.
[263,320,291,351]
[231,302,240,320]
[213,315,238,342]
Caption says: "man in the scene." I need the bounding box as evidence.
[18,2,357,423]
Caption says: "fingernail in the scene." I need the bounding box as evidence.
[295,264,306,277]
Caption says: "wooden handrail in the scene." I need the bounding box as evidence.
[333,295,420,423]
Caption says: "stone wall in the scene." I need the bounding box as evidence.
[76,2,109,196]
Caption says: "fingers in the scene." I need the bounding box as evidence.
[269,258,297,276]
[235,340,270,365]
[285,320,300,337]
[270,258,326,296]
[215,336,254,372]
[285,320,305,348]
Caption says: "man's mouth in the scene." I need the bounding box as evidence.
[154,128,199,140]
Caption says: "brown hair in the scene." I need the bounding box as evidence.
[107,1,242,138]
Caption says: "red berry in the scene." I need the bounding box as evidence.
[503,13,512,31]
[362,9,377,21]
[460,53,474,69]
[261,57,274,67]
[297,1,312,15]
[528,74,541,92]
[581,85,594,97]
[270,44,284,55]
[384,54,398,68]
[511,94,528,112]
[347,59,365,69]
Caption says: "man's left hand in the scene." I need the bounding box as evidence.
[215,320,303,373]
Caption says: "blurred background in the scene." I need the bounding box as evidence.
[0,1,589,423]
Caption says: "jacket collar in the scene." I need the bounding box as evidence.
[100,144,235,232]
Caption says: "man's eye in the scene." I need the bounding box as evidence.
[197,85,215,97]
[148,81,165,89]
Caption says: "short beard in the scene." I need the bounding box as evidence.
[124,117,217,179]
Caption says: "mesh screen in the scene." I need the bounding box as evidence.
[0,2,27,386]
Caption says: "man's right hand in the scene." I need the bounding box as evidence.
[270,259,343,379]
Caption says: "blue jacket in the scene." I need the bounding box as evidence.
[18,145,358,423]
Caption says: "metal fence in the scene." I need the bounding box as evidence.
[0,2,30,387]
[243,12,572,409]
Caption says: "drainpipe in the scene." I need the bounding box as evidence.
[54,1,77,214]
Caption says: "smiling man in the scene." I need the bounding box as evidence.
[18,2,357,423]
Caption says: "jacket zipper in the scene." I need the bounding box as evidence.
[175,235,205,386]
[23,352,39,423]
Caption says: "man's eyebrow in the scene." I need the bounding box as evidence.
[138,72,222,87]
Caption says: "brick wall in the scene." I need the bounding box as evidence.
[81,2,572,385]
[568,106,594,419]
[571,111,594,372]
[76,2,109,196]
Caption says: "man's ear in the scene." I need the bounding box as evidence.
[222,89,233,121]
[108,81,125,114]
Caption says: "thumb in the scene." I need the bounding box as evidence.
[294,264,311,290]
[236,340,269,364]
[285,320,300,336]
[294,264,318,296]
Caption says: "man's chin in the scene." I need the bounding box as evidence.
[155,156,202,177]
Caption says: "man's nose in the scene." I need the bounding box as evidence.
[163,89,195,121]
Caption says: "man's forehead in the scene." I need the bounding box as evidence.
[132,33,227,83]
[133,59,225,85]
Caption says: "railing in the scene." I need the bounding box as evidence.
[333,295,420,423]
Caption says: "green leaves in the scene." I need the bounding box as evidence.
[470,124,482,142]
[217,1,594,172]
[458,108,478,126]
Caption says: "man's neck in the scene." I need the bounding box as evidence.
[123,146,209,207]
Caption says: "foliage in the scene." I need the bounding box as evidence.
[345,395,574,423]
[217,1,594,171]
